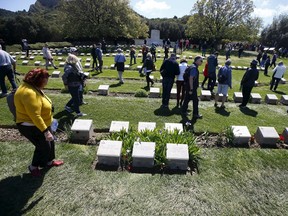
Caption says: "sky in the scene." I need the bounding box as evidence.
[1,0,288,27]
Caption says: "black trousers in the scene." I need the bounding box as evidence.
[146,72,153,86]
[241,85,253,106]
[182,87,199,116]
[162,77,174,106]
[208,73,216,92]
[270,77,281,91]
[18,125,55,167]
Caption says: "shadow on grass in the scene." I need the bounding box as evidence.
[214,107,231,117]
[109,83,122,88]
[53,110,75,131]
[154,106,182,117]
[274,90,286,95]
[0,169,49,216]
[180,113,197,132]
[239,107,258,117]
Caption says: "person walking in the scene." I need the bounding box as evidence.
[0,49,17,98]
[270,52,277,68]
[164,46,169,60]
[270,61,286,91]
[114,48,126,84]
[256,51,262,66]
[14,68,63,177]
[264,55,270,76]
[239,60,259,108]
[139,53,154,88]
[160,53,180,108]
[21,39,30,58]
[214,59,232,108]
[202,42,207,57]
[91,44,98,70]
[207,52,219,93]
[182,56,203,119]
[176,59,188,107]
[261,51,267,67]
[62,54,87,117]
[42,43,58,70]
[201,61,209,89]
[150,43,157,62]
[238,45,244,58]
[130,46,136,65]
[96,43,103,73]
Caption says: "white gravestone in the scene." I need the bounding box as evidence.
[250,93,262,104]
[59,62,65,67]
[280,78,286,84]
[282,128,288,144]
[166,143,189,170]
[165,123,183,133]
[280,95,288,105]
[265,94,278,105]
[109,121,129,132]
[98,85,109,96]
[149,87,160,98]
[132,142,155,168]
[200,90,211,101]
[233,92,243,103]
[97,140,122,166]
[34,61,41,66]
[71,119,93,141]
[138,122,156,132]
[84,63,90,68]
[217,93,228,102]
[170,88,177,99]
[255,126,279,145]
[86,58,91,62]
[231,126,251,145]
[22,60,29,65]
[51,71,61,78]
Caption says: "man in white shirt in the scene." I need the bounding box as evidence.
[42,43,58,70]
[0,49,17,97]
[270,61,286,91]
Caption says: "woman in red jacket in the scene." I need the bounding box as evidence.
[201,61,209,89]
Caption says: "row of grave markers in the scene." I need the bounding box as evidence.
[70,120,288,170]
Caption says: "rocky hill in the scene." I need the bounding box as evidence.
[28,0,62,13]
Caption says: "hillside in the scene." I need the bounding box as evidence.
[28,0,62,13]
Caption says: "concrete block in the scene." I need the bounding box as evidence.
[57,52,63,56]
[137,66,142,71]
[237,66,243,70]
[124,65,130,70]
[84,63,90,68]
[233,92,243,103]
[125,54,129,57]
[97,140,122,166]
[149,75,154,80]
[254,81,259,87]
[22,60,29,65]
[20,56,26,60]
[137,54,142,58]
[250,93,262,104]
[157,54,161,58]
[59,62,65,67]
[217,93,228,102]
[165,123,183,133]
[86,58,91,62]
[80,53,85,56]
[86,53,91,56]
[34,61,41,66]
[132,142,155,168]
[39,52,43,56]
[98,85,109,96]
[166,143,189,170]
[200,90,211,101]
[29,56,35,60]
[112,54,116,57]
[280,95,288,105]
[106,53,110,57]
[231,126,251,145]
[170,88,177,99]
[255,126,279,145]
[282,128,288,144]
[149,87,160,98]
[15,52,20,55]
[265,94,278,105]
[109,121,129,132]
[51,71,61,78]
[57,57,63,61]
[188,56,193,59]
[110,64,115,69]
[138,122,156,132]
[280,78,286,84]
[71,119,93,141]
[83,72,90,78]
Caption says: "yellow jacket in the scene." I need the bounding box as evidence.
[14,82,53,132]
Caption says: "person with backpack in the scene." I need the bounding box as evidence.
[160,53,180,108]
[150,43,157,62]
[182,56,203,119]
[214,59,232,108]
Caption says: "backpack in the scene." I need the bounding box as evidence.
[183,66,192,81]
[217,67,227,84]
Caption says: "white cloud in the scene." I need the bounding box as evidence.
[253,8,275,18]
[135,0,171,12]
[278,5,288,14]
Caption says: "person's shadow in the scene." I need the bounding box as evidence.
[180,113,197,132]
[0,170,48,215]
[53,110,75,131]
[109,83,122,88]
[239,107,258,117]
[154,105,182,117]
[214,107,231,117]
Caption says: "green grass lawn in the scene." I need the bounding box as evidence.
[0,141,287,215]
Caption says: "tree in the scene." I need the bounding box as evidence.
[186,0,262,47]
[260,14,288,48]
[62,0,148,40]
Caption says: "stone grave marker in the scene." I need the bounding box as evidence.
[22,60,29,65]
[34,61,41,66]
[29,56,35,60]
[71,119,93,141]
[15,52,20,55]
[255,126,279,145]
[83,72,90,78]
[57,52,63,56]
[106,53,110,57]
[189,56,193,59]
[265,94,278,105]
[97,140,122,166]
[217,93,228,102]
[200,90,211,101]
[112,54,116,57]
[254,81,259,87]
[109,121,129,132]
[282,128,288,144]
[98,85,109,96]
[280,78,286,84]
[233,92,243,103]
[166,143,189,170]
[149,87,160,98]
[231,126,251,145]
[237,66,243,70]
[124,65,130,70]
[59,62,65,67]
[20,56,26,60]
[51,71,61,78]
[160,76,163,82]
[280,95,288,105]
[157,54,161,58]
[250,93,262,104]
[110,64,115,69]
[80,53,85,56]
[84,63,90,68]
[132,142,155,168]
[170,88,177,99]
[149,75,154,80]
[137,66,142,71]
[86,58,91,62]
[11,55,16,59]
[138,122,156,132]
[137,54,142,58]
[57,57,63,61]
[165,123,183,133]
[86,53,91,56]
[39,52,43,56]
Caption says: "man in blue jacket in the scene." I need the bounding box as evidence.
[207,51,219,93]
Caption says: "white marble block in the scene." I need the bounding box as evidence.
[160,76,163,82]
[109,121,129,132]
[86,53,91,56]
[165,123,183,133]
[217,93,228,102]
[149,75,154,80]
[84,63,90,68]
[157,54,161,58]
[124,65,130,70]
[280,78,286,84]
[20,56,26,60]
[51,71,61,78]
[57,57,63,61]
[138,122,156,132]
[170,88,177,99]
[110,64,115,69]
[29,56,35,60]
[59,62,65,67]
[15,52,20,55]
[233,92,243,103]
[97,140,122,166]
[125,54,129,57]
[149,87,160,98]
[132,142,155,168]
[71,119,93,141]
[250,93,262,104]
[86,58,91,62]
[22,60,29,65]
[231,126,251,145]
[34,61,41,66]
[80,53,85,56]
[98,85,109,96]
[280,95,288,105]
[200,90,211,101]
[265,94,278,105]
[106,53,110,57]
[137,54,142,58]
[137,66,142,71]
[189,56,193,59]
[237,66,243,70]
[166,143,189,170]
[57,52,63,56]
[282,128,288,144]
[255,126,279,145]
[83,72,90,78]
[39,52,43,56]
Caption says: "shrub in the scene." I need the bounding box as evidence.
[134,89,148,97]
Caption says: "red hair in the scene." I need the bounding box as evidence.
[24,68,50,88]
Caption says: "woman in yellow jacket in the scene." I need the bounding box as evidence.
[14,68,63,177]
